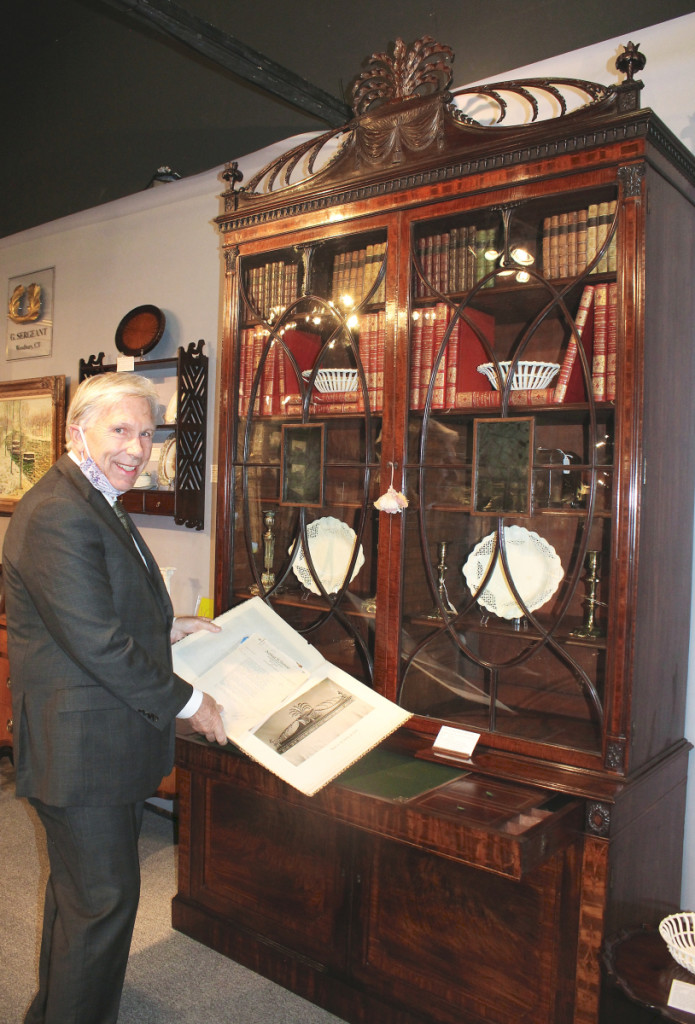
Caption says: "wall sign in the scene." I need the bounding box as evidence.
[6,267,55,359]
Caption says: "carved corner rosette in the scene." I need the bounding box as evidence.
[586,801,611,837]
[618,163,646,199]
[224,245,240,276]
[605,739,625,772]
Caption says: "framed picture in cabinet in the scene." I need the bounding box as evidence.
[472,416,534,516]
[0,375,66,514]
[281,423,325,507]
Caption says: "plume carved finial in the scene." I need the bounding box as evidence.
[351,36,454,116]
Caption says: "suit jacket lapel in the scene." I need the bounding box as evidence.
[55,455,172,613]
[130,517,174,613]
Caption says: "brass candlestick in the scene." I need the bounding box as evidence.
[251,509,279,594]
[571,550,604,638]
[427,541,457,619]
[260,509,277,589]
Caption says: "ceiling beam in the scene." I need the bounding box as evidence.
[95,0,351,126]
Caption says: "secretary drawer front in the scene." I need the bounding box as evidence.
[408,774,583,878]
[332,770,584,879]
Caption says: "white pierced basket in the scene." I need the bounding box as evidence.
[659,912,695,974]
[302,368,359,393]
[477,360,560,391]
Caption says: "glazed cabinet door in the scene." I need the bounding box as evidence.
[388,179,624,768]
[225,221,393,685]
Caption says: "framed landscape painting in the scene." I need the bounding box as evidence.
[0,376,66,514]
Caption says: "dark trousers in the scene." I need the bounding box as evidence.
[25,798,145,1024]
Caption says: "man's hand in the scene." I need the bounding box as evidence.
[170,615,221,644]
[188,691,227,745]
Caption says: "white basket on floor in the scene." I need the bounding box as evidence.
[659,912,695,974]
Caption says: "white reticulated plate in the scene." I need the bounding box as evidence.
[290,516,365,595]
[158,433,176,487]
[462,525,563,619]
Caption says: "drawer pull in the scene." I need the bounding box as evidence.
[7,718,12,734]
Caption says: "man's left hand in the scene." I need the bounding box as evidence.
[170,615,221,644]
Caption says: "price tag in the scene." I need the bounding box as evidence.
[669,978,695,1014]
[433,725,480,759]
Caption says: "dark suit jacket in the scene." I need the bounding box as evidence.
[2,453,193,806]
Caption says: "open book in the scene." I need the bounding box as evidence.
[173,598,412,796]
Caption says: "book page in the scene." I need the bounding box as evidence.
[173,596,323,683]
[236,662,412,795]
[173,598,412,796]
[195,632,309,734]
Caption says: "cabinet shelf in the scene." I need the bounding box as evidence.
[234,588,376,619]
[240,302,387,333]
[408,459,613,472]
[421,502,612,518]
[239,499,368,512]
[241,411,380,423]
[454,276,616,321]
[410,275,616,324]
[408,611,609,650]
[411,400,615,416]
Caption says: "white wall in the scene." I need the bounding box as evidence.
[1,12,695,901]
[0,133,318,615]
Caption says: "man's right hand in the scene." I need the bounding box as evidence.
[188,691,227,744]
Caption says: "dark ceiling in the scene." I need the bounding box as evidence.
[3,0,695,239]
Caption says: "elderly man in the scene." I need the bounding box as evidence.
[3,372,227,1024]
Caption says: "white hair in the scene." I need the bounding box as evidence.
[65,373,160,450]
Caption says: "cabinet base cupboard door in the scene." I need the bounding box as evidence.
[183,36,695,1024]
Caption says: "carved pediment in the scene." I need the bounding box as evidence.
[220,36,648,225]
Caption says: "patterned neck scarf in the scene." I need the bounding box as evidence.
[76,426,123,504]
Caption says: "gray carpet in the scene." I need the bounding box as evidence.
[0,758,347,1024]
